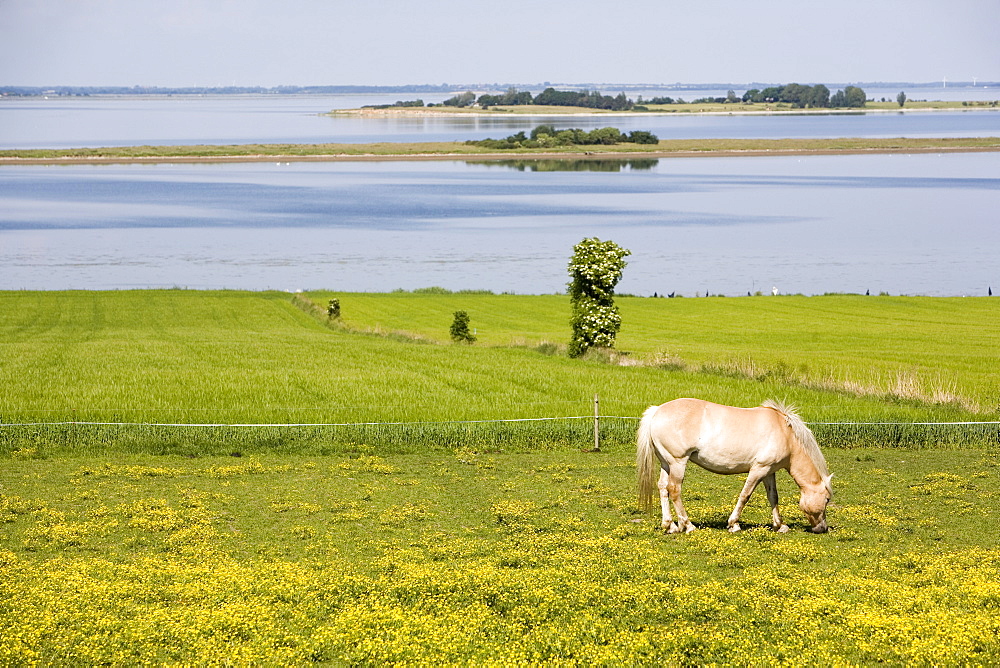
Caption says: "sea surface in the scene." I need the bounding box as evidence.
[2,152,997,296]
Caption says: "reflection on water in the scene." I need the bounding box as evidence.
[473,158,660,172]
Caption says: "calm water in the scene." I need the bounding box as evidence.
[2,152,997,296]
[1,91,998,149]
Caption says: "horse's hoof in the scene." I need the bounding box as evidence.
[776,524,790,533]
[666,522,681,534]
[684,523,697,534]
[728,523,742,533]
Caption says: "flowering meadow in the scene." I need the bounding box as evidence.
[2,447,997,665]
[2,290,998,663]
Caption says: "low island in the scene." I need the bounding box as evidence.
[333,84,998,116]
[2,135,998,165]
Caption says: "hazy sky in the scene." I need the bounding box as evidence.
[2,0,998,87]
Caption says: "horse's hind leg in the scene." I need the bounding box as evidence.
[665,459,695,533]
[656,468,678,533]
[763,472,789,533]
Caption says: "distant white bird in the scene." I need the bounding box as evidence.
[771,286,779,296]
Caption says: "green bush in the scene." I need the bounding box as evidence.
[450,311,476,344]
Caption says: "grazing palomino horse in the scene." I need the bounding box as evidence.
[637,398,832,533]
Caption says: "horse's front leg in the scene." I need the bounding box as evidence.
[762,472,789,533]
[727,467,770,532]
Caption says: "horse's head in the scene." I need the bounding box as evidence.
[799,475,833,533]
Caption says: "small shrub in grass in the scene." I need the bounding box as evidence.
[534,341,562,356]
[450,310,477,344]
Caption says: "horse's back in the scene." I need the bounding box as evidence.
[651,398,767,430]
[652,397,710,424]
[647,398,792,472]
[646,398,720,451]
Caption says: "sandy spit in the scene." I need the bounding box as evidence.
[2,145,999,166]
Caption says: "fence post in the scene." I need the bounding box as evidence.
[593,394,600,452]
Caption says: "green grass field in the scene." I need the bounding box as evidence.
[1,289,998,663]
[1,290,997,457]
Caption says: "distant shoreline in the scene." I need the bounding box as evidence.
[331,103,998,119]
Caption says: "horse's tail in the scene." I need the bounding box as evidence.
[636,405,661,510]
[762,399,833,495]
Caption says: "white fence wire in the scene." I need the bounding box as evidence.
[2,417,999,428]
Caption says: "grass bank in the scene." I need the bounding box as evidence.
[1,290,997,457]
[309,291,1000,415]
[2,136,998,164]
[1,447,997,664]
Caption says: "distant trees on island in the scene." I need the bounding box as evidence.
[467,124,659,149]
[529,88,633,110]
[367,84,870,111]
[363,99,427,109]
[442,87,634,111]
[742,84,866,108]
[653,84,867,109]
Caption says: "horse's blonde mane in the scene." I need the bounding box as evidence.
[761,400,832,493]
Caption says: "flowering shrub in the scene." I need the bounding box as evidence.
[567,237,631,357]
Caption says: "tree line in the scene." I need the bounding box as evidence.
[433,84,869,110]
[739,84,866,108]
[712,83,867,109]
[442,87,634,110]
[467,124,659,149]
[681,84,868,108]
